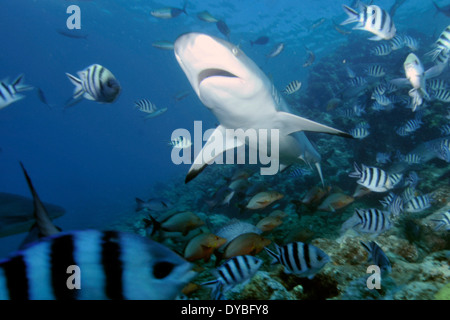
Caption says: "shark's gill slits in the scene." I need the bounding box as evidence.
[198,69,238,84]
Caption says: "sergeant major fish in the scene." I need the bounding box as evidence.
[265,242,330,279]
[201,255,262,300]
[0,230,196,299]
[66,64,121,106]
[341,4,396,40]
[0,74,33,110]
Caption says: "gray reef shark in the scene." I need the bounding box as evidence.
[174,32,352,183]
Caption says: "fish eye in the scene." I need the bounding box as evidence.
[232,47,239,56]
[152,261,175,279]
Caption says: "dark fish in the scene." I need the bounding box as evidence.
[309,17,326,30]
[433,1,450,17]
[250,36,269,46]
[135,197,172,212]
[0,192,65,238]
[216,20,230,39]
[303,46,315,67]
[0,230,196,299]
[360,241,392,274]
[36,88,53,108]
[56,29,88,39]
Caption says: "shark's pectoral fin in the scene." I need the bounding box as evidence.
[275,111,353,138]
[185,125,244,183]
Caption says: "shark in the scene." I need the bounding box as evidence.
[174,33,352,184]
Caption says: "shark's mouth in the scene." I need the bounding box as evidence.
[197,68,239,85]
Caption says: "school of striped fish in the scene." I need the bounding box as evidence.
[1,0,449,301]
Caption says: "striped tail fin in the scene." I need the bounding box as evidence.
[66,72,84,99]
[12,74,33,92]
[264,246,280,265]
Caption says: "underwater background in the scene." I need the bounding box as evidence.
[0,0,449,300]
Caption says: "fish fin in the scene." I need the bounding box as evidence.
[12,74,33,92]
[340,5,360,25]
[279,163,290,172]
[135,197,146,211]
[185,125,244,183]
[10,94,26,104]
[264,247,279,265]
[274,111,353,138]
[424,64,444,80]
[65,72,85,99]
[314,162,325,188]
[368,35,383,41]
[390,78,410,88]
[19,162,60,238]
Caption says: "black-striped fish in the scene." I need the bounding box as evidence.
[389,34,404,50]
[341,4,396,40]
[289,166,312,177]
[265,242,330,279]
[404,194,433,213]
[66,64,121,105]
[282,80,302,95]
[372,93,391,106]
[349,76,367,87]
[371,43,392,56]
[403,35,419,51]
[432,89,450,102]
[0,74,33,110]
[360,241,391,274]
[201,255,262,300]
[350,127,370,139]
[366,65,386,77]
[431,211,450,231]
[383,193,403,217]
[440,124,450,136]
[388,173,403,188]
[403,118,423,133]
[427,79,448,91]
[427,25,450,61]
[351,208,392,235]
[134,99,167,119]
[169,136,192,149]
[402,153,422,165]
[0,230,195,299]
[349,163,393,192]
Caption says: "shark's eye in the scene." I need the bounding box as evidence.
[232,47,239,56]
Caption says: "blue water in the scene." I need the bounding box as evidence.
[0,0,447,260]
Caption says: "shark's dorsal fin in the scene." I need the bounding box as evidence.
[186,125,244,183]
[275,111,353,138]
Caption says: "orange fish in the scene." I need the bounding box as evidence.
[184,232,226,262]
[221,232,271,260]
[246,191,284,209]
[318,193,354,212]
[326,98,342,111]
[269,210,288,219]
[146,211,204,236]
[301,186,331,206]
[256,216,283,232]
